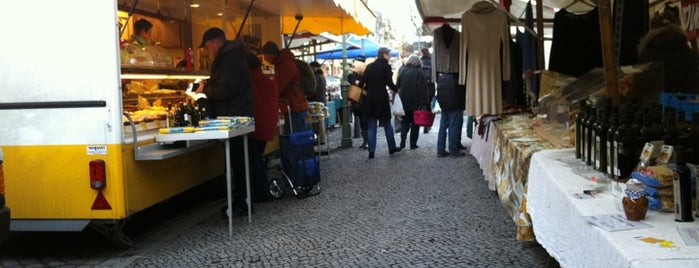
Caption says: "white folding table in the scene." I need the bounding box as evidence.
[155,125,254,236]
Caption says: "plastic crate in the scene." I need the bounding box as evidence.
[660,93,699,122]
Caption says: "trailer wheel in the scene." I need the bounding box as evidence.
[89,220,133,249]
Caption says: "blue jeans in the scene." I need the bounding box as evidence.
[367,116,397,153]
[437,110,461,154]
[454,110,464,145]
[290,111,308,132]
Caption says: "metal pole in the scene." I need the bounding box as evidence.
[535,0,544,73]
[598,0,619,106]
[340,33,352,148]
[236,0,255,39]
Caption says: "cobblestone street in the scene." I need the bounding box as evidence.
[1,117,553,267]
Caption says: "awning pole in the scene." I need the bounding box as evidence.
[119,0,140,39]
[236,0,255,39]
[340,33,352,148]
[597,0,619,106]
[536,0,544,76]
[285,15,303,48]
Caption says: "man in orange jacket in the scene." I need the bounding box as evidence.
[261,41,309,132]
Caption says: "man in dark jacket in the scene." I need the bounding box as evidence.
[436,73,466,157]
[262,41,310,132]
[196,27,253,217]
[359,47,401,159]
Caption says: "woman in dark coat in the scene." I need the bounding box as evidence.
[359,47,401,159]
[397,54,429,149]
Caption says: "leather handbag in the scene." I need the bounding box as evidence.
[413,107,435,127]
[348,85,365,102]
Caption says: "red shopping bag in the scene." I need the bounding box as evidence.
[413,109,435,127]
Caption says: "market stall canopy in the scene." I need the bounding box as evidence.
[415,0,594,32]
[315,35,399,59]
[279,0,376,35]
[286,31,346,50]
[127,0,375,36]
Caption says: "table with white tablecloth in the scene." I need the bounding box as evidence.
[527,148,699,268]
[469,118,497,191]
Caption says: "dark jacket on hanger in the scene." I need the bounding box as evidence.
[548,7,602,77]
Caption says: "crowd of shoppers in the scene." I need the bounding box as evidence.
[194,26,470,216]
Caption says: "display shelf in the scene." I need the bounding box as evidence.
[121,67,210,80]
[122,94,186,104]
[155,126,255,143]
[134,140,213,161]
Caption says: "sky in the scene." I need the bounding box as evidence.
[368,0,423,42]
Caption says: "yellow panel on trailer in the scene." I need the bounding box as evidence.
[4,142,224,220]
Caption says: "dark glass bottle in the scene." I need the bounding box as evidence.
[585,107,597,166]
[191,105,201,127]
[614,111,640,180]
[196,98,209,120]
[174,102,187,127]
[673,136,694,222]
[594,108,609,172]
[575,101,587,159]
[183,100,193,127]
[606,108,619,177]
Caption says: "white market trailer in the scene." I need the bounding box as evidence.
[0,0,224,247]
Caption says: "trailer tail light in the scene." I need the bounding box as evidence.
[89,159,111,210]
[89,159,106,190]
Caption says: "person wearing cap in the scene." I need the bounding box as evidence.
[359,47,401,159]
[196,27,253,217]
[261,41,309,132]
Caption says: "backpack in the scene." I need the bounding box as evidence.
[293,59,317,98]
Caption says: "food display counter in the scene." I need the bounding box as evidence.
[527,149,699,268]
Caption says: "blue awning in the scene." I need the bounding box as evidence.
[315,36,398,59]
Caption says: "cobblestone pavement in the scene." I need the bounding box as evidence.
[1,116,553,267]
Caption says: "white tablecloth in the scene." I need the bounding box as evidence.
[527,149,699,268]
[469,120,496,191]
